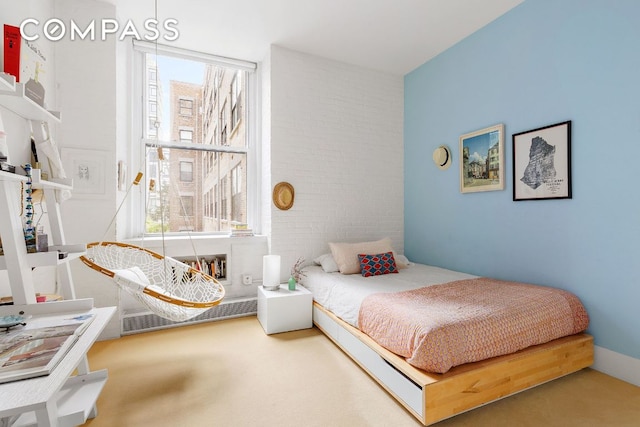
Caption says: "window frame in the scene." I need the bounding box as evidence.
[179,160,194,182]
[179,98,194,116]
[128,41,260,238]
[179,129,194,142]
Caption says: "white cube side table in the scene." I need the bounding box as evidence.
[257,284,313,334]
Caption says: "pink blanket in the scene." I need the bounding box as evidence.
[358,278,589,373]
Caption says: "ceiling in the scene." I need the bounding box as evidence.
[105,0,523,75]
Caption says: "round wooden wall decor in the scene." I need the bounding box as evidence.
[273,182,295,210]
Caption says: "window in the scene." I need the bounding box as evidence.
[231,71,242,130]
[179,129,193,142]
[220,101,227,145]
[180,196,194,216]
[179,161,193,182]
[148,118,158,137]
[179,99,193,116]
[136,42,256,234]
[231,165,244,222]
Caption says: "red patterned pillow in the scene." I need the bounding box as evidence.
[357,252,399,277]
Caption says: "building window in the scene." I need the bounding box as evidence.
[220,176,228,221]
[231,71,242,130]
[179,129,193,142]
[220,101,227,145]
[179,99,193,116]
[231,165,244,222]
[180,196,194,216]
[136,42,256,234]
[179,161,193,182]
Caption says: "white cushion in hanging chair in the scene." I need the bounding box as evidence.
[113,266,151,292]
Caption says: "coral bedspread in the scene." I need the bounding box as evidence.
[358,278,589,373]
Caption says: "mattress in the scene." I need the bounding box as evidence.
[302,264,589,373]
[301,263,476,327]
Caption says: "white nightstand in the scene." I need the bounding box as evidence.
[257,284,313,334]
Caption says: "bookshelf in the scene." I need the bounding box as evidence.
[0,73,61,123]
[174,253,228,282]
[0,72,114,426]
[0,72,16,92]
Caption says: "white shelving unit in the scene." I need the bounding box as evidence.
[0,73,60,122]
[0,72,16,92]
[0,71,114,426]
[0,169,77,302]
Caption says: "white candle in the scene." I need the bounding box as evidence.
[262,254,281,290]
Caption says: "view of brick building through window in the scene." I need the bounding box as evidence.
[144,53,248,233]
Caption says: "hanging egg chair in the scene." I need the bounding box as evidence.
[81,242,225,322]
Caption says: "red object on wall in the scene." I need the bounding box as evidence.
[4,25,21,82]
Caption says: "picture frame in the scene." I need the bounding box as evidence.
[459,124,505,193]
[512,120,571,201]
[61,148,107,199]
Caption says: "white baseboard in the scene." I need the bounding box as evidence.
[592,345,640,387]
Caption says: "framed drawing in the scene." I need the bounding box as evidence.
[513,120,571,201]
[61,148,107,198]
[459,124,504,193]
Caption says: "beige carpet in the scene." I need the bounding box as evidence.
[83,316,640,427]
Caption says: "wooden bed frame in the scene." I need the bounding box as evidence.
[313,302,593,425]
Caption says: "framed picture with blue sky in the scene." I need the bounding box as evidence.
[459,124,505,193]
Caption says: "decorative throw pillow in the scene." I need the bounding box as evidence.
[358,252,399,277]
[329,237,394,274]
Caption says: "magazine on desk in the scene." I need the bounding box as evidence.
[0,312,95,384]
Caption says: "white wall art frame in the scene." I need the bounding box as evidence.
[61,148,107,199]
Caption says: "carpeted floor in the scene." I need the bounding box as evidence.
[84,316,640,427]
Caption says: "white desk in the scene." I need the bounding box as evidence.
[0,301,116,427]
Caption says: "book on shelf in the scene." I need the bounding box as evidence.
[0,312,95,384]
[180,256,226,280]
[231,229,254,237]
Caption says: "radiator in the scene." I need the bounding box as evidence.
[121,297,257,335]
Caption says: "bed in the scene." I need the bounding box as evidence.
[302,260,593,425]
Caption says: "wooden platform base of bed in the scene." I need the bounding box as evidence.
[313,302,594,426]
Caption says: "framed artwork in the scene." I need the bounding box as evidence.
[459,124,505,193]
[512,120,571,201]
[61,148,107,198]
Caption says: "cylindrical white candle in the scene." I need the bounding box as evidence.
[262,254,281,290]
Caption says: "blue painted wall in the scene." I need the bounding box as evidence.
[404,0,640,360]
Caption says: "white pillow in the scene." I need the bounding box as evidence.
[329,238,394,275]
[395,254,411,268]
[313,253,340,273]
[113,266,150,291]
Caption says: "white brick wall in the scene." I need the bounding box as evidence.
[267,46,404,278]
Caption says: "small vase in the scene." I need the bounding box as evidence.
[288,276,296,291]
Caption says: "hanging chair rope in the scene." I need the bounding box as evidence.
[79,2,225,322]
[80,150,225,322]
[81,242,225,322]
